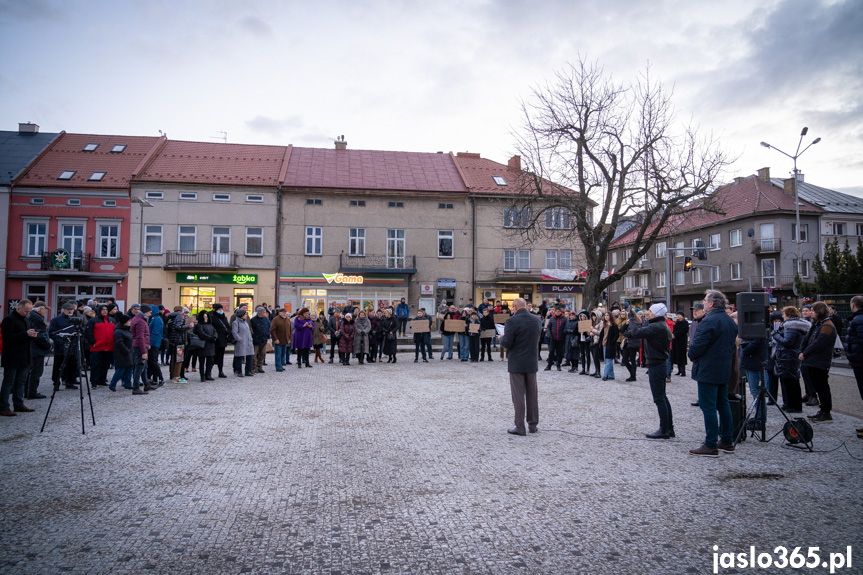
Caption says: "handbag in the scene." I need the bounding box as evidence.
[387,332,396,341]
[187,333,205,350]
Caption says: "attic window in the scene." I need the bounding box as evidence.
[388,201,404,208]
[110,144,127,153]
[30,197,44,205]
[179,192,197,201]
[213,193,231,202]
[439,203,454,209]
[89,171,106,181]
[246,194,264,203]
[103,200,117,207]
[306,198,323,205]
[67,199,81,206]
[145,191,163,200]
[83,143,99,152]
[58,170,76,180]
[493,176,507,186]
[349,200,366,207]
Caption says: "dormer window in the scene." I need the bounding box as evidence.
[493,176,507,186]
[83,143,99,152]
[110,144,127,153]
[89,171,106,181]
[58,170,76,180]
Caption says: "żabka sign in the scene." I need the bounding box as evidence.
[322,273,364,285]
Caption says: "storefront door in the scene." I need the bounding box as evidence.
[234,288,255,312]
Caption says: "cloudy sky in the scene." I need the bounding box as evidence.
[1,0,861,196]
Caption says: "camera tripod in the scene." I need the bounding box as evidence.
[40,328,96,434]
[734,329,813,451]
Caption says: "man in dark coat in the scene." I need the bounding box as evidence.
[688,290,738,457]
[544,307,567,371]
[671,311,690,376]
[1,299,38,416]
[500,297,542,436]
[250,307,271,374]
[626,303,673,438]
[27,301,52,399]
[48,301,80,390]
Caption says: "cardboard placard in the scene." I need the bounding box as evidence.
[480,329,496,338]
[493,313,510,324]
[410,319,430,333]
[469,323,480,334]
[444,319,466,332]
[578,319,593,333]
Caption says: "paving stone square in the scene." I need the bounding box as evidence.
[1,357,862,574]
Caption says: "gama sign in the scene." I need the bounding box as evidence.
[322,273,364,285]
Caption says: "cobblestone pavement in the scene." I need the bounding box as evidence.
[1,356,862,575]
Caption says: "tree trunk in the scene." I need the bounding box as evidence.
[582,273,602,311]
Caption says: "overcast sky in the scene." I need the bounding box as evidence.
[2,0,861,197]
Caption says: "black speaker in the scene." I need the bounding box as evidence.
[737,292,770,339]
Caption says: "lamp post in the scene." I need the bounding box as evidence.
[131,197,154,304]
[760,127,821,277]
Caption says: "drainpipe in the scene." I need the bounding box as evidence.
[471,196,477,301]
[275,186,282,308]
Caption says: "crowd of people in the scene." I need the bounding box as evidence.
[2,292,862,448]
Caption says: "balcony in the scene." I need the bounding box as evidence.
[41,251,90,272]
[165,250,239,270]
[339,253,417,274]
[492,267,544,282]
[751,238,782,255]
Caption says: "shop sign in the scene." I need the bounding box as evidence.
[539,284,583,294]
[52,248,71,269]
[437,278,456,288]
[176,273,258,284]
[322,273,364,285]
[420,284,434,295]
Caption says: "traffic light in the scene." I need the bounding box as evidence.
[684,256,693,271]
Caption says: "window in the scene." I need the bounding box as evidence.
[103,200,116,207]
[546,250,558,269]
[178,226,196,252]
[832,222,846,236]
[349,228,365,256]
[179,192,197,201]
[212,226,231,253]
[504,249,531,271]
[305,227,322,255]
[709,233,720,250]
[655,241,667,258]
[144,225,162,254]
[712,266,721,282]
[493,176,507,186]
[25,222,47,256]
[438,203,454,210]
[611,252,618,266]
[793,258,811,278]
[83,143,99,152]
[438,230,454,258]
[23,283,48,303]
[386,229,405,268]
[639,274,649,287]
[97,223,120,258]
[387,201,404,208]
[559,249,572,269]
[545,207,571,229]
[857,223,863,236]
[67,199,81,206]
[245,227,263,256]
[692,267,703,284]
[674,241,684,256]
[246,194,264,203]
[674,270,685,285]
[58,170,76,180]
[655,272,666,288]
[503,206,530,228]
[791,223,809,243]
[545,249,571,269]
[306,198,323,205]
[145,191,163,200]
[624,275,635,289]
[730,262,742,280]
[89,171,106,181]
[349,200,366,207]
[110,144,127,153]
[30,197,44,205]
[625,248,633,260]
[761,259,776,288]
[60,223,85,253]
[729,229,742,247]
[213,193,231,202]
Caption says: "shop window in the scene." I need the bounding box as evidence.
[23,283,48,302]
[180,286,216,313]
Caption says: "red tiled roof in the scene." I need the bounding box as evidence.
[453,152,525,195]
[281,147,468,192]
[136,140,289,186]
[16,133,162,188]
[610,174,823,247]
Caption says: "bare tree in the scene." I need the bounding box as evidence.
[507,58,732,310]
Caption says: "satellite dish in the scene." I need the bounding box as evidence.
[747,229,755,237]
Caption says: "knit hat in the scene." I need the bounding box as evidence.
[212,303,223,311]
[115,313,131,325]
[129,303,141,310]
[344,313,352,320]
[82,306,94,314]
[649,303,668,317]
[140,304,152,314]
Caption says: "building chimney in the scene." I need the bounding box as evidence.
[334,135,347,150]
[734,177,745,184]
[508,155,521,171]
[783,177,796,197]
[18,122,39,134]
[757,167,770,183]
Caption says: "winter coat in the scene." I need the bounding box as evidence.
[801,317,837,371]
[620,321,643,350]
[292,316,315,350]
[546,315,567,341]
[28,309,52,358]
[269,315,293,347]
[412,315,432,344]
[313,318,326,346]
[149,314,164,349]
[85,306,116,352]
[480,314,495,336]
[212,311,231,347]
[625,313,671,366]
[380,315,399,355]
[193,321,217,357]
[231,317,254,356]
[353,316,372,354]
[130,313,150,355]
[338,319,356,353]
[603,323,619,359]
[396,302,410,319]
[499,308,543,373]
[843,310,863,367]
[671,320,689,365]
[166,311,190,346]
[738,338,764,372]
[466,317,481,338]
[1,310,32,368]
[48,313,76,356]
[440,311,459,336]
[368,315,380,347]
[773,317,810,378]
[113,324,134,368]
[688,308,738,385]
[250,315,271,347]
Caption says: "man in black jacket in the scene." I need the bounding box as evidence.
[2,299,39,416]
[544,307,567,371]
[500,298,542,436]
[625,303,674,439]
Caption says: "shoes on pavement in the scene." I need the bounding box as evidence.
[806,397,820,407]
[507,428,526,436]
[26,393,47,399]
[544,365,552,371]
[13,405,35,413]
[717,441,735,453]
[691,401,700,407]
[689,444,719,457]
[625,377,636,382]
[529,428,538,433]
[0,409,16,417]
[645,429,671,439]
[143,385,157,391]
[808,411,833,423]
[218,373,227,378]
[132,387,148,395]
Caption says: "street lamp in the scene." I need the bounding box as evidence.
[760,127,821,277]
[131,197,154,304]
